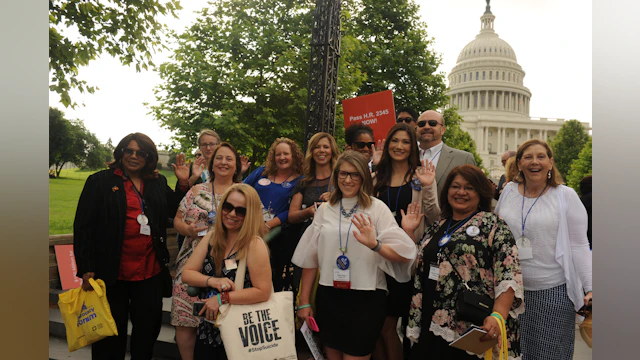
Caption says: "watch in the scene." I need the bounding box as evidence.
[371,239,382,252]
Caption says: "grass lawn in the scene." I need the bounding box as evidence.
[49,168,178,235]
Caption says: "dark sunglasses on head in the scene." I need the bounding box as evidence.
[221,201,247,217]
[122,147,149,159]
[396,117,415,124]
[576,301,592,317]
[417,119,442,128]
[353,141,375,149]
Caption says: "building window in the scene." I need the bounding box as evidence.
[484,48,486,52]
[518,132,522,138]
[464,74,467,82]
[483,71,486,80]
[488,131,493,137]
[476,72,479,80]
[488,143,493,153]
[459,74,462,83]
[502,72,505,80]
[489,71,492,80]
[505,132,510,138]
[490,48,492,52]
[505,144,509,151]
[508,73,511,81]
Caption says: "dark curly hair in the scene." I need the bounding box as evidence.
[345,123,374,146]
[108,133,159,180]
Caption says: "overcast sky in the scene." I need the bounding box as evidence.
[48,0,592,148]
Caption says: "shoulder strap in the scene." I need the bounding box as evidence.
[233,237,270,291]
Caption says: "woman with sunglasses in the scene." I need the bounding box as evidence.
[293,151,417,359]
[73,133,191,360]
[182,184,272,359]
[345,123,376,171]
[371,122,440,360]
[170,142,242,360]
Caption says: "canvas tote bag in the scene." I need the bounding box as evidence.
[216,253,297,359]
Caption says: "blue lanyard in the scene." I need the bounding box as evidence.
[386,183,405,215]
[338,200,357,254]
[521,183,548,238]
[123,172,145,213]
[439,211,477,247]
[423,148,442,162]
[316,175,331,199]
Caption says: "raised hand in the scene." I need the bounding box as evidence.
[172,153,190,182]
[415,158,436,186]
[372,139,385,166]
[240,155,251,174]
[351,213,377,249]
[192,155,207,178]
[401,202,425,235]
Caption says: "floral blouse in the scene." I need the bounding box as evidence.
[407,211,525,359]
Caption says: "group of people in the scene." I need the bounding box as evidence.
[73,107,592,360]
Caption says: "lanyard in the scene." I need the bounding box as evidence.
[422,148,442,162]
[386,183,405,215]
[272,172,294,188]
[123,172,145,213]
[316,175,331,199]
[338,200,357,254]
[439,211,477,248]
[521,183,548,238]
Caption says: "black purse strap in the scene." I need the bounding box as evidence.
[442,249,472,291]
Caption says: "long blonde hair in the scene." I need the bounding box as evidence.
[209,184,266,276]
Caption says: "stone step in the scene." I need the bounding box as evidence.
[49,307,180,360]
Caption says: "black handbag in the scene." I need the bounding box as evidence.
[444,251,494,325]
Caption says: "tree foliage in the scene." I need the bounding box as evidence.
[150,0,456,168]
[442,107,484,171]
[566,136,592,194]
[49,0,181,107]
[549,119,589,180]
[49,107,111,175]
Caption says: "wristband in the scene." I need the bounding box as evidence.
[221,292,230,305]
[217,293,222,306]
[371,239,382,252]
[490,311,505,323]
[265,223,271,230]
[206,276,213,288]
[295,304,311,311]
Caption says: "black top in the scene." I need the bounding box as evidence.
[378,183,413,225]
[73,168,185,287]
[581,192,592,249]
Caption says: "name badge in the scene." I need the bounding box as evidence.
[224,259,238,271]
[428,263,440,281]
[333,269,351,289]
[139,224,151,235]
[196,221,207,237]
[516,236,533,260]
[263,211,275,222]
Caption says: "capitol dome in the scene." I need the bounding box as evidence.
[457,34,517,64]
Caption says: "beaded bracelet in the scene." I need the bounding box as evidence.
[295,304,311,311]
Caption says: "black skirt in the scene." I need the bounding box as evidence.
[315,285,387,356]
[385,273,413,318]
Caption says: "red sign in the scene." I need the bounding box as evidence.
[342,90,396,143]
[54,244,83,290]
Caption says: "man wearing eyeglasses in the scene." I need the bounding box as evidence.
[417,110,476,195]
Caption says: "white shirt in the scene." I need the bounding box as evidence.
[419,141,444,166]
[291,196,417,291]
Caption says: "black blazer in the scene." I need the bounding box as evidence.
[73,168,185,290]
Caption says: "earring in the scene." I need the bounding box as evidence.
[547,170,552,179]
[515,171,521,182]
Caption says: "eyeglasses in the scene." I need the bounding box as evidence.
[396,117,415,124]
[122,147,149,159]
[200,142,219,149]
[337,170,362,181]
[353,141,375,149]
[417,119,442,128]
[221,201,247,218]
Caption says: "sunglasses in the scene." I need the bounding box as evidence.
[122,147,149,159]
[337,170,362,181]
[396,117,415,124]
[195,153,203,158]
[221,201,247,218]
[417,119,442,127]
[353,141,375,149]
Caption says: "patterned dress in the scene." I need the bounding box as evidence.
[170,183,221,327]
[407,211,524,359]
[197,245,252,347]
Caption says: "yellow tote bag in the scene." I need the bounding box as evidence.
[58,278,119,352]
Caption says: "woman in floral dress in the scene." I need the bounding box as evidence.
[171,142,242,360]
[405,164,524,359]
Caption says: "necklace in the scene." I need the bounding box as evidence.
[340,200,359,218]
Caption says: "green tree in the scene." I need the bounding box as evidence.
[49,0,182,107]
[566,136,592,194]
[344,0,448,111]
[151,0,450,164]
[442,107,484,171]
[549,119,589,180]
[81,133,111,170]
[49,107,87,176]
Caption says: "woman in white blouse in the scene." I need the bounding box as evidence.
[292,151,417,359]
[495,139,592,360]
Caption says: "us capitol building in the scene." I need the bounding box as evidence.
[445,1,590,177]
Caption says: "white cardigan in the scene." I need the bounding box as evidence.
[495,182,592,311]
